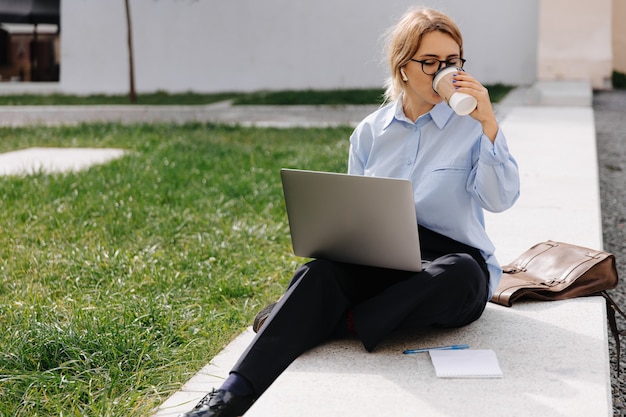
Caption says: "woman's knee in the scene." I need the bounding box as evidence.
[437,252,484,279]
[440,253,488,324]
[287,259,344,289]
[429,253,488,300]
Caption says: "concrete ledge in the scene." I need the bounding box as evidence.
[484,105,602,263]
[527,81,593,107]
[247,298,610,417]
[154,298,611,417]
[496,81,593,116]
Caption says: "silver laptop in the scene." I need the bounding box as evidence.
[280,169,422,272]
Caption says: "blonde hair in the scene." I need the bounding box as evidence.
[382,7,464,103]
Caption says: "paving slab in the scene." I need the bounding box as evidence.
[0,103,379,128]
[0,147,126,176]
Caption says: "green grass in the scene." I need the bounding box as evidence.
[0,123,351,416]
[0,85,514,106]
[613,71,626,89]
[231,89,387,105]
[0,91,243,106]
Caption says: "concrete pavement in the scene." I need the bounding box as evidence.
[0,100,380,128]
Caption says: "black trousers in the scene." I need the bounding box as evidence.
[231,226,490,396]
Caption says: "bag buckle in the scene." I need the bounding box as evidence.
[502,265,526,274]
[542,278,565,287]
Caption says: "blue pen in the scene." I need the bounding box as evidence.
[403,344,470,354]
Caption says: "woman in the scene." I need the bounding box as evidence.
[180,6,520,417]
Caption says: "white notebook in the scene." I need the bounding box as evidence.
[429,349,503,378]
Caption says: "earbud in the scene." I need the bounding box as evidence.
[400,67,408,82]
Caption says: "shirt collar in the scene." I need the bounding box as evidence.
[430,102,454,129]
[382,96,454,130]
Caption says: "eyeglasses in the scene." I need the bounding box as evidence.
[409,58,466,75]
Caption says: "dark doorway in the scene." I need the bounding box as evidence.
[0,0,60,82]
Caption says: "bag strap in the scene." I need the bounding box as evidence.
[554,249,610,285]
[502,241,558,273]
[601,291,626,376]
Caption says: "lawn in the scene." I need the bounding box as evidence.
[0,84,514,106]
[0,123,351,416]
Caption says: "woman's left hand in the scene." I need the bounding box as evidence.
[453,71,499,142]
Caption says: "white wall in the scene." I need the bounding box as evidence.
[59,0,539,95]
[537,0,612,88]
[614,0,626,74]
[60,0,129,93]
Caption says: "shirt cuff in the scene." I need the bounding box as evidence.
[479,129,511,165]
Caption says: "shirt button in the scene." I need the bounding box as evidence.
[407,159,412,165]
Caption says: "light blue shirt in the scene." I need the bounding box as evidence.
[348,99,520,298]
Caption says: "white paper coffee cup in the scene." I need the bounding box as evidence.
[432,66,477,116]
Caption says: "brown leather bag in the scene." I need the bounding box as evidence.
[491,240,625,374]
[490,240,618,307]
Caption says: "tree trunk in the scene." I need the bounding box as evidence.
[125,0,137,103]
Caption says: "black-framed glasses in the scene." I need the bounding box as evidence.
[409,58,466,75]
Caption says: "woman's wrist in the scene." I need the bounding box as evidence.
[482,119,498,143]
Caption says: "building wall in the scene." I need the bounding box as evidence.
[537,0,613,89]
[614,0,626,74]
[59,0,539,95]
